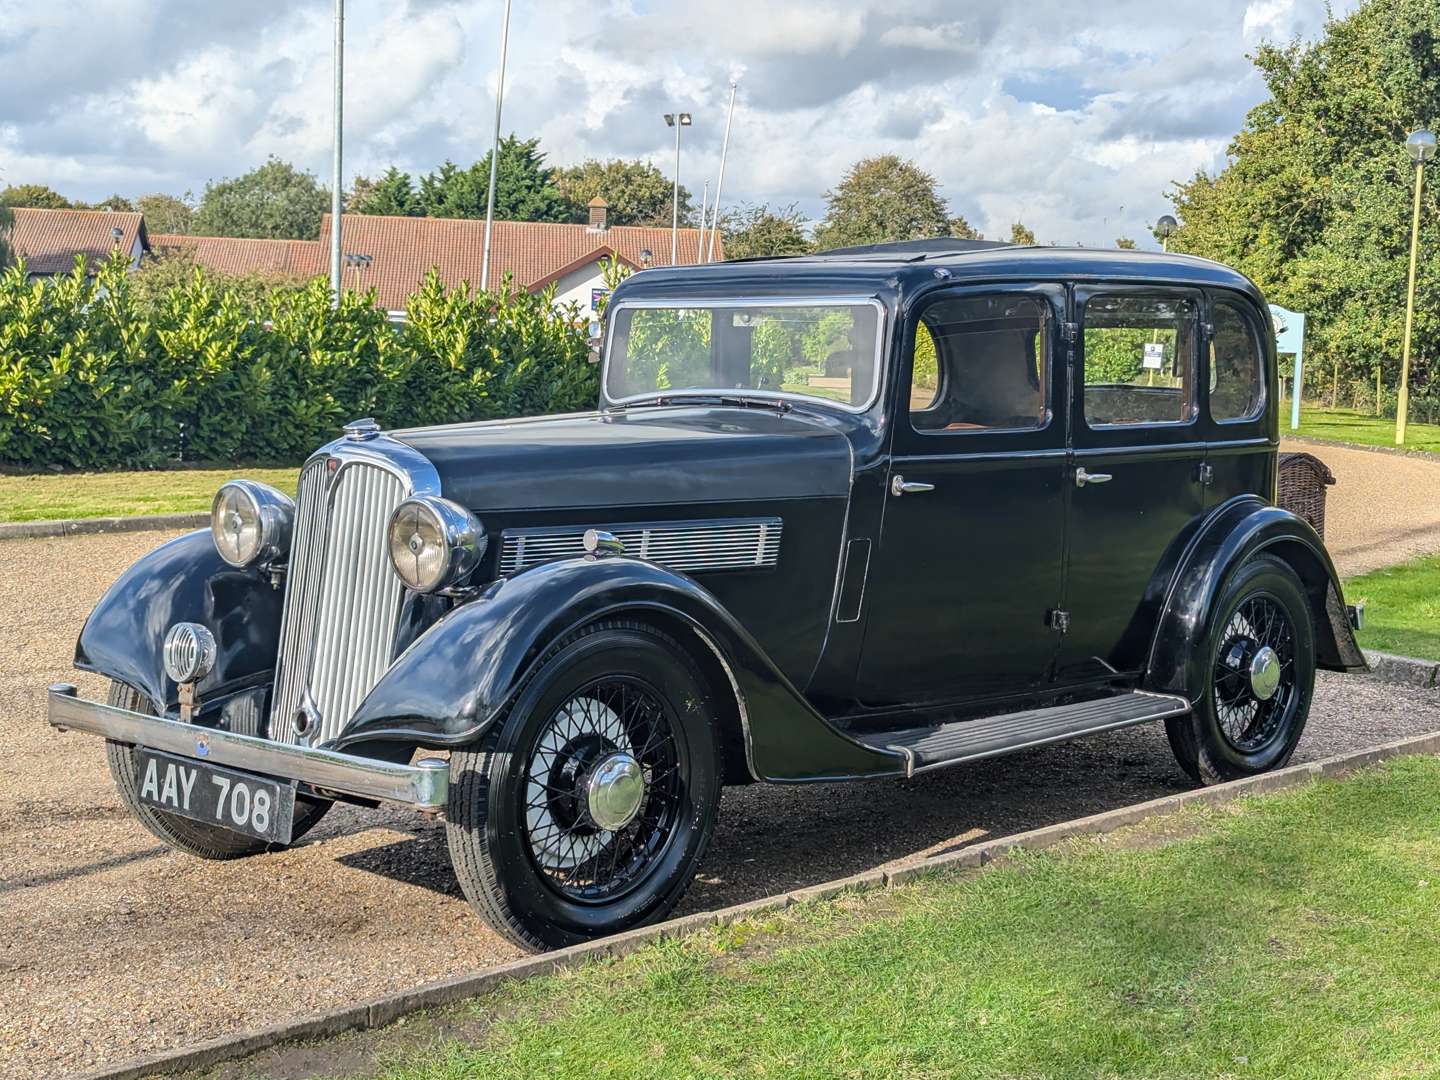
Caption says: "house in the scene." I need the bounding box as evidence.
[149,234,322,279]
[149,202,715,320]
[8,207,149,276]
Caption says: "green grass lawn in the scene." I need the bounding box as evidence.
[1347,554,1440,662]
[1284,402,1440,455]
[0,466,299,523]
[368,758,1440,1080]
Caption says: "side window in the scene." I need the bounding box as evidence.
[1082,295,1197,426]
[909,294,1049,433]
[1210,301,1265,422]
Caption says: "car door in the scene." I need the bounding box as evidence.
[855,285,1069,707]
[1203,291,1276,508]
[1058,285,1207,684]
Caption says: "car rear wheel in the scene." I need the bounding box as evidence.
[1166,555,1316,785]
[104,681,331,859]
[445,621,721,951]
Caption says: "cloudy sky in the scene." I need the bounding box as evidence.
[0,0,1353,246]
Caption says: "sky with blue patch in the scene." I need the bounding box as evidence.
[0,0,1354,247]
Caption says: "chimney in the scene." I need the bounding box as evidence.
[587,196,609,232]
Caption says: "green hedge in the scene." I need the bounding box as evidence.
[0,254,598,469]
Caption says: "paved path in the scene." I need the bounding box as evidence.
[1283,439,1440,577]
[4,528,1440,1076]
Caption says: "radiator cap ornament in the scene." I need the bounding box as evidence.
[343,417,381,441]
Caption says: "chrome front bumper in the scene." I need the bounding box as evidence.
[47,683,449,811]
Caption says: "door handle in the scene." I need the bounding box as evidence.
[890,474,935,497]
[1074,467,1113,488]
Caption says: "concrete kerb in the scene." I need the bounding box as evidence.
[0,512,207,542]
[1364,650,1440,689]
[81,727,1440,1080]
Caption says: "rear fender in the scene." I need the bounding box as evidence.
[335,556,906,783]
[1146,496,1367,701]
[75,529,284,711]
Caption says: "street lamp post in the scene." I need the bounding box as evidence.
[1156,215,1177,253]
[329,0,344,308]
[1396,127,1436,446]
[664,112,692,265]
[343,252,372,295]
[481,0,514,296]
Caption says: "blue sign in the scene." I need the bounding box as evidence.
[1269,304,1306,430]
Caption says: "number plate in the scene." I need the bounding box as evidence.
[134,749,295,845]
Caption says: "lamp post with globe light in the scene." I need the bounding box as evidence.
[1156,215,1177,252]
[1396,128,1436,446]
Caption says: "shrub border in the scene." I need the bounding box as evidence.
[82,727,1440,1080]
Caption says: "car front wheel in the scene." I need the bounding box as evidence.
[445,621,721,951]
[1166,554,1316,785]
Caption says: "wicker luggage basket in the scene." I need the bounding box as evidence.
[1277,452,1336,539]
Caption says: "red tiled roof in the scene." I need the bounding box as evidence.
[315,214,717,311]
[150,234,323,278]
[9,207,149,275]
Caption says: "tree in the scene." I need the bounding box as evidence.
[137,193,195,234]
[554,158,693,226]
[0,183,72,209]
[0,202,13,269]
[1167,0,1440,416]
[87,194,135,212]
[419,137,569,222]
[720,202,810,259]
[1116,237,1138,249]
[349,166,422,217]
[813,156,951,250]
[1009,222,1037,246]
[949,215,983,240]
[192,157,330,239]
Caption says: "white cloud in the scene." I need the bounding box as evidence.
[0,0,1360,245]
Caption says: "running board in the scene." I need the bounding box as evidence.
[853,691,1191,777]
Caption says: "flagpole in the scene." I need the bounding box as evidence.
[706,82,736,263]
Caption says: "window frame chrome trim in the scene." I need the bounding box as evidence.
[600,295,890,415]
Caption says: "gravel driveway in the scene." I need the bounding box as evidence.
[3,527,1439,1078]
[1282,438,1440,576]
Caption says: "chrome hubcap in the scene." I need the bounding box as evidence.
[585,752,645,831]
[1249,645,1281,701]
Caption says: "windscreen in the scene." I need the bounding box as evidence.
[605,301,882,409]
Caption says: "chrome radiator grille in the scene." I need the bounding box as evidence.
[498,518,783,576]
[270,458,408,745]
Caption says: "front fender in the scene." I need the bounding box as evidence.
[1146,496,1367,700]
[75,529,283,711]
[335,556,905,783]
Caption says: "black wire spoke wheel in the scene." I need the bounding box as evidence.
[521,676,683,903]
[1165,554,1316,786]
[1211,593,1297,753]
[445,621,721,950]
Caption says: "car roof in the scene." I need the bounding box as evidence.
[610,242,1266,308]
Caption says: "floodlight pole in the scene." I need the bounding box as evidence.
[481,0,513,295]
[1397,156,1428,445]
[329,0,344,308]
[707,82,737,264]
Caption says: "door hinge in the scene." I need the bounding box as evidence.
[1195,463,1214,486]
[1046,609,1070,633]
[1062,321,1079,344]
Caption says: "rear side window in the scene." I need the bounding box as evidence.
[909,294,1049,433]
[1082,295,1197,426]
[1210,301,1265,422]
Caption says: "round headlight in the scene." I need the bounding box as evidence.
[211,481,294,568]
[386,496,486,594]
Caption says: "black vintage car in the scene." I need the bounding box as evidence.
[50,241,1366,949]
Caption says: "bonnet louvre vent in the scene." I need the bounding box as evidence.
[498,518,782,576]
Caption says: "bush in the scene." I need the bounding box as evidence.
[0,254,597,469]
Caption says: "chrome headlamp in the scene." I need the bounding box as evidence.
[386,496,487,594]
[210,481,294,569]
